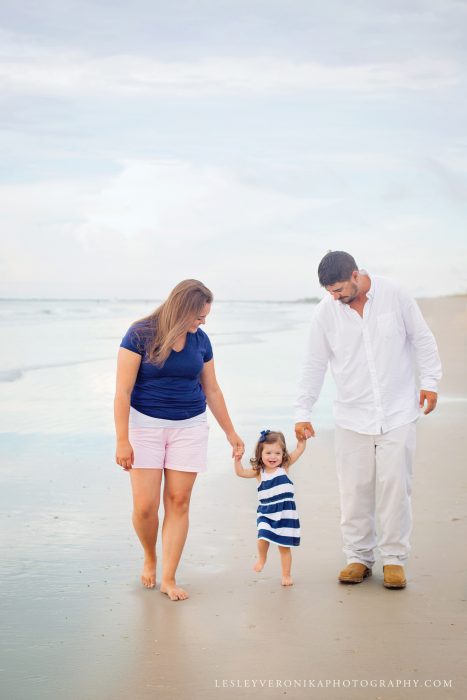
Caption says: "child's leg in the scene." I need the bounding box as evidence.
[253,539,270,572]
[279,546,293,586]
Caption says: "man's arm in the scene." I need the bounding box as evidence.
[294,313,331,437]
[399,288,442,415]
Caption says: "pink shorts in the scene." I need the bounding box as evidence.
[129,422,209,472]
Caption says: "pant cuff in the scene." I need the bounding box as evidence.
[382,558,408,567]
[347,557,374,568]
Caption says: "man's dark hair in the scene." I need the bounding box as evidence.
[318,251,358,287]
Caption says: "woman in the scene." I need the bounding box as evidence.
[114,279,244,601]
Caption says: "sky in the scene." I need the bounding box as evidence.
[1,0,466,300]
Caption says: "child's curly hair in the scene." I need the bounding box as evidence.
[250,430,291,471]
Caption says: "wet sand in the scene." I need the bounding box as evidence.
[2,296,466,700]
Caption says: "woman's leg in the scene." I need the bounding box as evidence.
[253,539,269,572]
[129,468,163,588]
[279,546,293,586]
[160,468,198,601]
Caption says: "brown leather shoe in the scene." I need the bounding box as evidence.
[338,563,372,584]
[383,565,406,589]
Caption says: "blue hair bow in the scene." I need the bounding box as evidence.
[259,429,271,443]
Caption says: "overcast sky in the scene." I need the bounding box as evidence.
[1,0,466,299]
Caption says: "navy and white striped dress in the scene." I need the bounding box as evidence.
[257,466,300,547]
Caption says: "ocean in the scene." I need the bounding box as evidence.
[0,298,335,453]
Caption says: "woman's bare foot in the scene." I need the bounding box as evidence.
[253,558,267,572]
[141,556,156,588]
[160,579,189,601]
[281,575,293,586]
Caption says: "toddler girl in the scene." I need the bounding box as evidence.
[234,429,306,586]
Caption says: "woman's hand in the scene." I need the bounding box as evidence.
[227,431,245,458]
[233,445,244,460]
[115,440,134,471]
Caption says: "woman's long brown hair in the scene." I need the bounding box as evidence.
[132,279,213,366]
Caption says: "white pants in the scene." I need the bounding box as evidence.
[334,421,417,568]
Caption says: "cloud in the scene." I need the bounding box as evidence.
[0,43,460,98]
[75,159,334,247]
[421,156,467,202]
[1,157,465,299]
[0,159,337,297]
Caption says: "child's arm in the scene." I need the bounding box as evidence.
[287,438,307,467]
[233,450,259,479]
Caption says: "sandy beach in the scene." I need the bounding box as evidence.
[2,295,466,700]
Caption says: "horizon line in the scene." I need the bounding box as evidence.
[0,293,466,303]
[0,296,322,303]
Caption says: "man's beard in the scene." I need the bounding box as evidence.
[339,283,359,304]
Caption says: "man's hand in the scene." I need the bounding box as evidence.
[295,422,315,440]
[419,390,438,415]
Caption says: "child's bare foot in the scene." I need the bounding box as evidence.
[253,558,267,572]
[160,579,189,601]
[281,575,293,586]
[141,556,156,588]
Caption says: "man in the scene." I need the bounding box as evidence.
[295,251,442,589]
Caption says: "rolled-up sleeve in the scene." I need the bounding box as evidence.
[399,289,442,392]
[294,314,331,423]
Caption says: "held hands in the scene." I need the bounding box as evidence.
[115,440,134,471]
[420,390,438,415]
[227,431,245,459]
[233,445,244,460]
[295,422,315,440]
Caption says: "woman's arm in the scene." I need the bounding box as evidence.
[287,438,307,467]
[114,347,141,470]
[200,359,244,457]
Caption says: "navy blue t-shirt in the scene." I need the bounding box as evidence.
[120,321,213,420]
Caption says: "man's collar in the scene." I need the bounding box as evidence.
[360,269,374,298]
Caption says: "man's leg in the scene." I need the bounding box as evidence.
[335,426,377,568]
[375,421,417,566]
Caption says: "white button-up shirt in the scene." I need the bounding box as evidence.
[295,275,442,434]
